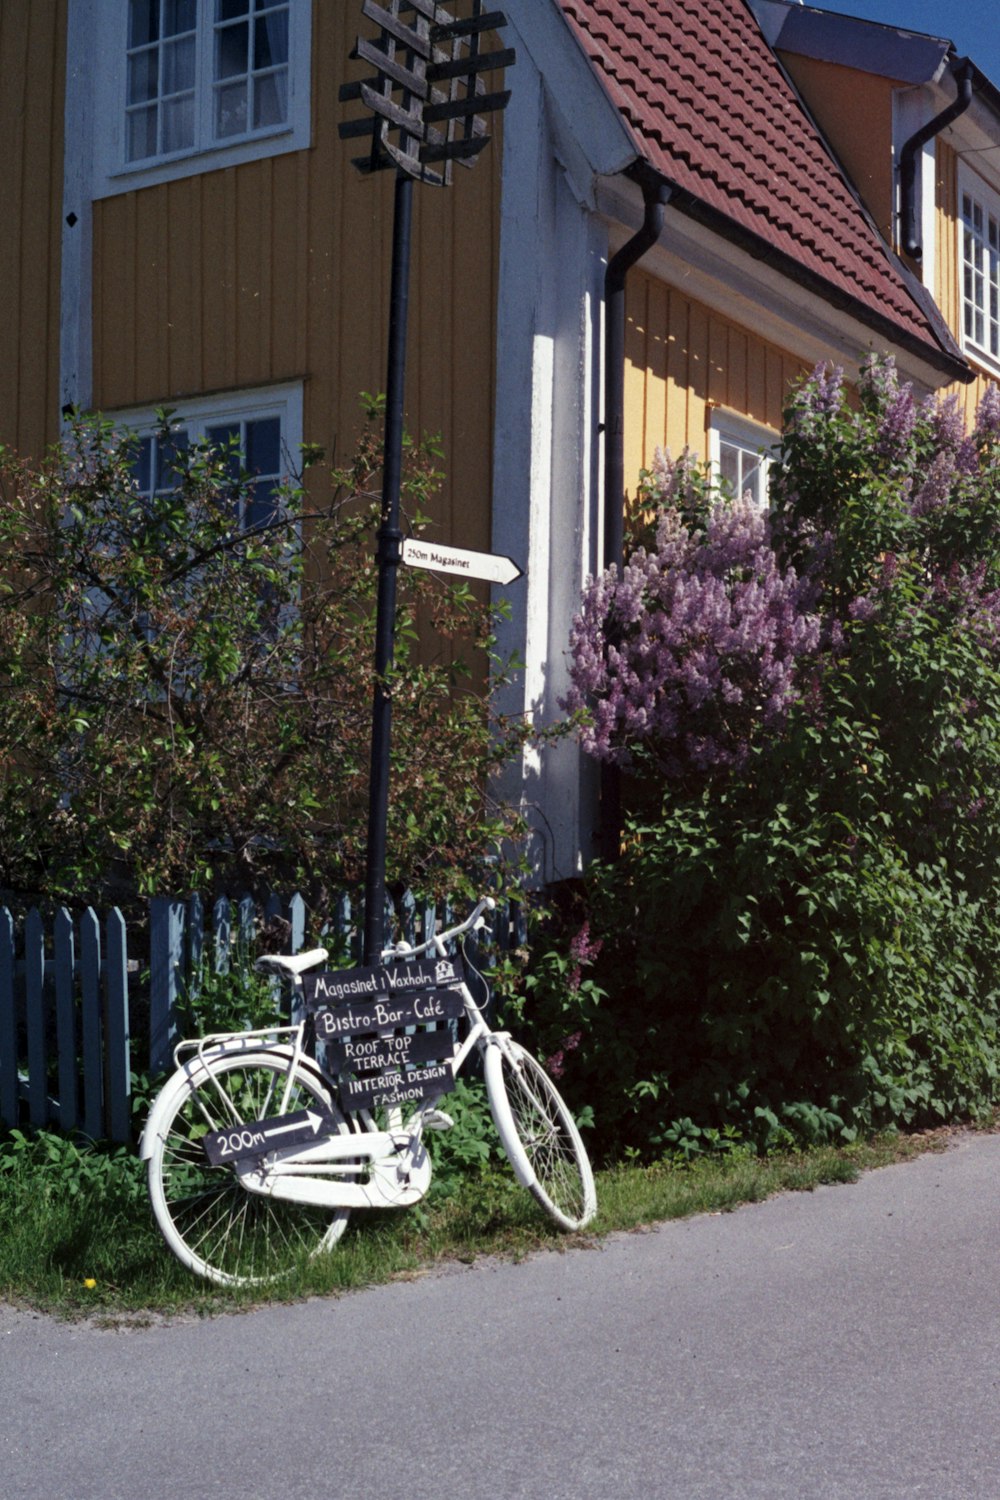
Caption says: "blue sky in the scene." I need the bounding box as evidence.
[807,2,1000,88]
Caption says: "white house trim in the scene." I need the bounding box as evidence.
[503,0,638,182]
[491,45,605,883]
[61,0,98,417]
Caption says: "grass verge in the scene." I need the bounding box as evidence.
[0,1121,963,1324]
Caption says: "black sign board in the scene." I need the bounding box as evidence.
[326,1027,452,1076]
[312,986,466,1042]
[303,956,462,1010]
[201,1107,337,1167]
[339,1063,454,1116]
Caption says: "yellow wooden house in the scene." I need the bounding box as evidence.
[1,0,998,881]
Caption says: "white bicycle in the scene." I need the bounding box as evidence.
[141,898,597,1286]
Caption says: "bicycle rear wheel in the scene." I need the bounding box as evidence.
[485,1039,596,1231]
[147,1050,352,1288]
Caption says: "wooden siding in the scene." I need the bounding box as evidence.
[623,270,808,489]
[0,0,66,458]
[778,52,896,245]
[936,140,960,339]
[91,2,502,561]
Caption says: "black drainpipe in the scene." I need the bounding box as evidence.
[603,174,672,570]
[599,173,671,861]
[899,57,973,261]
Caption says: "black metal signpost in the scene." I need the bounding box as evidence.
[338,1,515,966]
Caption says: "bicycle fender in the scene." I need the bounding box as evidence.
[138,1044,328,1160]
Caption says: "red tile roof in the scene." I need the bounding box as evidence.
[554,0,967,376]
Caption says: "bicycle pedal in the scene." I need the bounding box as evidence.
[423,1109,454,1131]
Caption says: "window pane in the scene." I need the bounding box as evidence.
[217,0,250,18]
[246,478,278,530]
[129,0,160,48]
[162,93,195,152]
[215,80,248,137]
[741,456,764,506]
[155,430,189,490]
[164,0,196,36]
[253,70,287,128]
[206,423,243,483]
[216,21,249,79]
[246,416,281,475]
[133,437,153,495]
[719,434,769,508]
[719,443,740,495]
[163,35,196,93]
[254,10,288,70]
[127,49,159,105]
[127,105,159,161]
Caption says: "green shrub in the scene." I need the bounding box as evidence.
[544,360,1000,1158]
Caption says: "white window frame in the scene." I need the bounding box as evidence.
[959,163,1000,377]
[108,382,305,505]
[89,0,312,200]
[707,409,776,510]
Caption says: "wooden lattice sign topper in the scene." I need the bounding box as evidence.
[339,0,515,186]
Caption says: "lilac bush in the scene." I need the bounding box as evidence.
[540,358,1000,1158]
[564,483,821,779]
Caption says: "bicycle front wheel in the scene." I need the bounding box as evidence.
[147,1050,352,1288]
[485,1039,596,1231]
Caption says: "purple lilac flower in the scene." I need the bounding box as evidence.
[859,353,899,408]
[910,450,956,516]
[787,363,845,439]
[922,392,965,454]
[974,383,1000,441]
[564,486,822,775]
[876,383,917,461]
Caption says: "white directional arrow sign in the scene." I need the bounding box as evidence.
[401,537,523,586]
[260,1110,326,1143]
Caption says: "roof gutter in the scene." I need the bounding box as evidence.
[659,180,971,383]
[603,171,672,572]
[899,56,974,262]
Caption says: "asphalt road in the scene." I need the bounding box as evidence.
[3,1132,1000,1500]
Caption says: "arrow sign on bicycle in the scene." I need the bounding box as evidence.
[201,1108,336,1167]
[263,1110,326,1141]
[401,537,523,586]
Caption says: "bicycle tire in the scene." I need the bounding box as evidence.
[485,1038,596,1231]
[147,1049,352,1288]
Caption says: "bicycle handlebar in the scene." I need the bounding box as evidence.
[381,895,496,962]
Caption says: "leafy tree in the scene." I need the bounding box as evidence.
[0,401,526,914]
